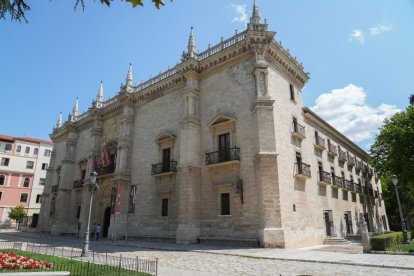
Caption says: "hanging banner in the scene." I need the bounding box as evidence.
[115,185,123,215]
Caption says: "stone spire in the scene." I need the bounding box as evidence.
[126,63,133,86]
[248,0,267,31]
[96,81,104,106]
[251,0,261,24]
[72,97,79,117]
[187,26,196,58]
[56,112,62,128]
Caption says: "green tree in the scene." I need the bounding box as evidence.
[370,104,414,230]
[8,205,26,230]
[1,0,168,22]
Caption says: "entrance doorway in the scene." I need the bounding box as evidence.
[103,207,111,238]
[323,210,334,237]
[30,214,39,228]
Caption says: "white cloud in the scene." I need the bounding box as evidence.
[370,24,393,35]
[231,4,248,24]
[350,30,365,43]
[311,84,400,144]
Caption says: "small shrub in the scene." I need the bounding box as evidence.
[371,232,408,251]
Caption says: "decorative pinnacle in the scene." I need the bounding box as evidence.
[72,97,79,117]
[251,0,261,24]
[56,112,62,128]
[188,26,196,58]
[126,63,133,87]
[97,81,104,101]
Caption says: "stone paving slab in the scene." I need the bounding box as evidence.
[1,230,414,276]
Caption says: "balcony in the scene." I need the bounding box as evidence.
[355,159,363,170]
[294,162,311,179]
[333,176,344,188]
[347,154,355,166]
[292,122,306,140]
[344,180,354,190]
[355,184,362,193]
[314,136,326,151]
[51,185,59,193]
[205,147,240,166]
[318,171,332,185]
[151,161,177,176]
[73,180,84,189]
[338,148,347,162]
[95,164,115,176]
[328,144,337,156]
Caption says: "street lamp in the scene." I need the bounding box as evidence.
[392,175,409,244]
[81,171,99,257]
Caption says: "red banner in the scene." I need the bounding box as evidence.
[115,185,123,215]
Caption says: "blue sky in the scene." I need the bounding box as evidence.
[1,0,413,149]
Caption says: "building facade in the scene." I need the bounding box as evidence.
[38,2,388,248]
[0,134,53,227]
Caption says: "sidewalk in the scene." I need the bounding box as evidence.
[2,230,414,271]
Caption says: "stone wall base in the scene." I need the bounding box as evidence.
[176,227,200,244]
[259,227,285,248]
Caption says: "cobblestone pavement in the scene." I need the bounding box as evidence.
[0,230,413,276]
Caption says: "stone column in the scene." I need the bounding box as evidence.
[251,54,284,247]
[176,71,202,244]
[52,131,77,235]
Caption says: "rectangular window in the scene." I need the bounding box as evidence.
[76,206,81,219]
[26,161,34,169]
[36,194,41,203]
[5,144,12,151]
[0,191,2,201]
[343,190,348,201]
[220,193,230,215]
[352,193,357,202]
[1,158,10,166]
[39,178,45,185]
[34,148,39,155]
[41,163,48,170]
[218,133,230,161]
[44,149,51,157]
[81,169,86,180]
[128,185,136,213]
[25,147,30,154]
[20,193,28,202]
[161,198,168,217]
[289,84,295,101]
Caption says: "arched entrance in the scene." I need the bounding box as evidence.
[102,207,111,238]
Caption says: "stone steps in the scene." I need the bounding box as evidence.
[323,237,351,245]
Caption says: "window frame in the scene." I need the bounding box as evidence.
[34,148,39,155]
[4,144,12,151]
[35,194,42,203]
[289,83,296,102]
[26,161,34,169]
[1,158,10,166]
[220,192,231,216]
[25,147,30,154]
[0,175,5,185]
[161,197,169,217]
[23,177,30,187]
[16,145,21,152]
[20,193,28,203]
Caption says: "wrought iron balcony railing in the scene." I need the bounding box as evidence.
[347,154,355,166]
[328,144,337,156]
[294,162,311,178]
[51,185,59,193]
[73,180,84,189]
[151,161,177,175]
[344,180,354,190]
[205,147,240,165]
[318,171,332,184]
[315,136,326,150]
[338,148,347,162]
[95,164,115,176]
[333,176,344,187]
[292,122,306,139]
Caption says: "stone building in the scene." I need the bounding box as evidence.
[38,2,388,248]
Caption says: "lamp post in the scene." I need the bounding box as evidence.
[392,175,409,244]
[81,171,99,257]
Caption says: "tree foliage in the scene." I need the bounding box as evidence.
[370,105,414,229]
[1,0,168,22]
[8,205,26,229]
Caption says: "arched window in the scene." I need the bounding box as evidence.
[23,177,30,187]
[0,175,5,185]
[16,145,21,152]
[34,148,39,155]
[25,147,30,154]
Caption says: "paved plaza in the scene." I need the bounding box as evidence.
[0,230,413,275]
